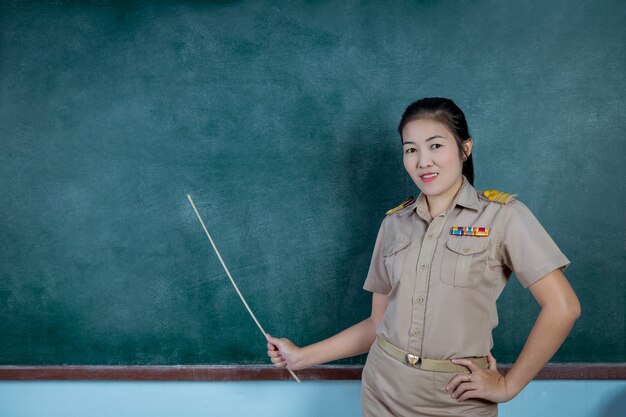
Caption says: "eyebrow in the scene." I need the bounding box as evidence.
[402,135,445,145]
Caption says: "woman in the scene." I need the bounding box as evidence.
[266,97,580,416]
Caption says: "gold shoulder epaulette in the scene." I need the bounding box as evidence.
[481,189,518,205]
[386,196,415,216]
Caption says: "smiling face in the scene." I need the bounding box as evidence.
[401,118,472,203]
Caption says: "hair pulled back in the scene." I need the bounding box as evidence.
[398,97,474,185]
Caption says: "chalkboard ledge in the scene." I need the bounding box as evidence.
[1,364,625,380]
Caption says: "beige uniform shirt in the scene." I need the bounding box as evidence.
[363,176,570,360]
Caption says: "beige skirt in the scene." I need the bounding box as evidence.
[360,341,498,417]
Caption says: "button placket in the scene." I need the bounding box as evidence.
[408,216,445,353]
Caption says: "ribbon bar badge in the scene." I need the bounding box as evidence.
[450,226,489,237]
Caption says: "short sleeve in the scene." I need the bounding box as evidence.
[363,218,392,294]
[500,201,571,288]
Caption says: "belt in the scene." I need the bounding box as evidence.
[376,336,488,373]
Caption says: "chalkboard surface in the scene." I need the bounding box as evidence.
[1,0,624,366]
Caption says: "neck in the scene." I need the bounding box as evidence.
[426,176,464,218]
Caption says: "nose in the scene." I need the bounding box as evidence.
[417,151,433,169]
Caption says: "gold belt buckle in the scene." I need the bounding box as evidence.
[405,353,421,367]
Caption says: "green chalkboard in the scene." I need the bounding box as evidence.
[1,0,624,366]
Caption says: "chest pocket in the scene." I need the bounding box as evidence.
[441,236,491,288]
[383,238,411,286]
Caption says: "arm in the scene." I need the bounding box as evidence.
[447,268,581,403]
[266,292,388,370]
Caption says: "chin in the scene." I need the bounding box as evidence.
[420,188,442,197]
[414,181,440,195]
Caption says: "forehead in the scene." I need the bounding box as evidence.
[401,118,454,144]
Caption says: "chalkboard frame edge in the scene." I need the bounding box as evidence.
[0,364,625,381]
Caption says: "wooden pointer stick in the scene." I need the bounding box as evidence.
[186,194,301,383]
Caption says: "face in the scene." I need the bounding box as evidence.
[401,118,472,200]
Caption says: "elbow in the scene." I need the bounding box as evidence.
[370,315,382,332]
[559,296,581,323]
[569,297,582,321]
[564,289,582,321]
[544,295,581,323]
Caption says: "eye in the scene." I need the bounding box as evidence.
[430,143,442,150]
[404,147,417,154]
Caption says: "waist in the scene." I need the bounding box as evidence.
[376,335,489,373]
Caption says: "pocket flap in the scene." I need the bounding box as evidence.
[383,239,411,256]
[446,236,490,255]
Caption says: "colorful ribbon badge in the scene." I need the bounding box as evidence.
[450,226,489,237]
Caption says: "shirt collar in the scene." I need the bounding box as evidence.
[414,176,480,222]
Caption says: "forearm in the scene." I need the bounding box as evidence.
[294,317,378,369]
[505,304,579,396]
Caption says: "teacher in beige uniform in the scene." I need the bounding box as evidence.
[266,97,581,416]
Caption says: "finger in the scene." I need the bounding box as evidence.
[450,375,474,398]
[445,373,471,393]
[451,358,481,373]
[273,360,287,368]
[456,390,477,402]
[451,379,474,399]
[267,342,277,351]
[268,350,280,358]
[266,334,285,351]
[271,356,284,364]
[487,353,497,370]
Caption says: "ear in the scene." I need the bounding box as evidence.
[462,137,473,160]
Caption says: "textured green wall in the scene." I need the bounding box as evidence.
[1,0,624,365]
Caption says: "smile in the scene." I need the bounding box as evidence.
[420,173,438,182]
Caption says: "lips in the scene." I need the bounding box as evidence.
[420,172,438,182]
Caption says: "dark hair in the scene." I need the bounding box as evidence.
[397,97,474,185]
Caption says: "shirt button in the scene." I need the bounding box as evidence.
[416,297,424,304]
[463,247,470,253]
[428,233,434,240]
[420,263,428,270]
[411,329,421,336]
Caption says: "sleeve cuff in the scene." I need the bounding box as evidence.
[517,254,571,288]
[363,278,391,295]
